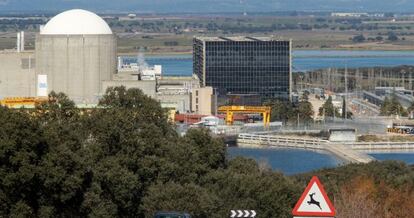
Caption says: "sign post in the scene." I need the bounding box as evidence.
[292,176,335,218]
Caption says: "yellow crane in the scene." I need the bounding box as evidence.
[218,105,271,126]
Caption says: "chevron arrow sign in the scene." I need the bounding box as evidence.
[230,210,256,217]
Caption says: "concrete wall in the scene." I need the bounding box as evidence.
[191,87,213,115]
[35,34,116,103]
[156,93,191,113]
[101,80,156,97]
[329,129,357,142]
[103,79,192,113]
[0,51,36,98]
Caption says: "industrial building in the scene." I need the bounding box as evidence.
[0,9,214,115]
[193,36,292,105]
[191,87,214,115]
[35,9,117,103]
[0,51,35,97]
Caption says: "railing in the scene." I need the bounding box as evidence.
[237,133,375,163]
[239,133,414,151]
[346,141,414,150]
[238,133,327,149]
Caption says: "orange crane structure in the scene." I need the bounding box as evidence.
[218,106,271,126]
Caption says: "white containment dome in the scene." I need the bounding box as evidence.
[41,9,113,35]
[35,9,117,104]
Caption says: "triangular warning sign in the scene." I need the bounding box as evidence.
[292,176,335,217]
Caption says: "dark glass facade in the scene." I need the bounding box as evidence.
[193,37,291,105]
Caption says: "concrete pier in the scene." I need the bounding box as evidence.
[325,143,375,163]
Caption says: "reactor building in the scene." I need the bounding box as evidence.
[0,9,117,104]
[35,9,117,103]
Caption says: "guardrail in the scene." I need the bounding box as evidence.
[238,133,326,149]
[346,142,414,150]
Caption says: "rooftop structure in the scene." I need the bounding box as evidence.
[194,36,282,42]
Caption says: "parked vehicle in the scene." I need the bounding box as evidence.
[154,211,191,218]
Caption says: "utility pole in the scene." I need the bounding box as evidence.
[297,113,300,129]
[402,71,406,90]
[344,65,348,120]
[214,88,218,116]
[300,75,304,92]
[323,107,326,125]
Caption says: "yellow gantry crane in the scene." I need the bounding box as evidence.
[218,105,271,127]
[0,97,48,108]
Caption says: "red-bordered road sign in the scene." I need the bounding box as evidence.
[292,176,335,217]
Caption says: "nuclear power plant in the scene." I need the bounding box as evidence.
[0,9,212,114]
[0,9,117,103]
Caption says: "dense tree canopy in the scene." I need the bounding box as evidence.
[265,93,314,125]
[0,87,301,217]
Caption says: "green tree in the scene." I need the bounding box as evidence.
[352,34,366,43]
[407,102,414,113]
[342,96,346,119]
[380,96,391,115]
[200,157,301,217]
[141,182,219,217]
[301,91,310,102]
[341,96,352,119]
[297,101,314,124]
[265,100,293,123]
[380,92,407,116]
[387,31,399,41]
[0,107,43,217]
[318,96,340,118]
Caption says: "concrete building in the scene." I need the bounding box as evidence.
[101,80,157,98]
[193,36,292,105]
[156,76,200,112]
[0,9,212,114]
[191,87,214,115]
[0,51,36,98]
[35,9,117,103]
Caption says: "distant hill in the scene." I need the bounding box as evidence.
[1,0,414,13]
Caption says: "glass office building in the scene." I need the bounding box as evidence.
[193,36,292,105]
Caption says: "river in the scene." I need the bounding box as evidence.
[227,147,344,175]
[227,147,414,175]
[123,50,414,76]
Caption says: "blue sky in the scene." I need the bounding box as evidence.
[0,0,413,13]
